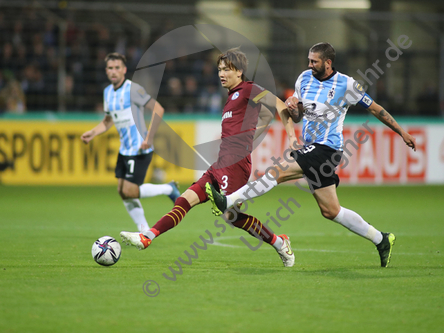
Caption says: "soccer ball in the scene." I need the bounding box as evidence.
[91,236,121,266]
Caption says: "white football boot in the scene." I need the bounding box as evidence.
[120,231,151,250]
[276,234,295,267]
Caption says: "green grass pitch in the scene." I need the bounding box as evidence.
[1,184,443,333]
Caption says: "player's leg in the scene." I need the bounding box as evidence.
[235,158,304,202]
[213,156,295,267]
[123,179,180,203]
[120,173,211,250]
[140,181,181,203]
[313,184,383,242]
[143,188,200,240]
[313,185,395,267]
[117,179,150,233]
[225,208,295,267]
[119,179,140,198]
[120,152,180,203]
[206,155,304,215]
[115,154,151,233]
[120,188,200,250]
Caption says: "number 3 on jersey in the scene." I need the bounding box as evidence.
[220,175,228,190]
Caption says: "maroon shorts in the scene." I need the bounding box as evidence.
[190,154,251,203]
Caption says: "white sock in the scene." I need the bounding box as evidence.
[333,207,383,245]
[227,173,278,207]
[144,230,156,240]
[139,183,173,198]
[123,199,149,233]
[272,235,284,250]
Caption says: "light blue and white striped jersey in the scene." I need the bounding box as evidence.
[104,79,152,156]
[294,69,373,151]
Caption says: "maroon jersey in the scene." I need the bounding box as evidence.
[219,81,269,160]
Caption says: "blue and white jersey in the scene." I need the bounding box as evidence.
[294,69,373,151]
[104,79,152,156]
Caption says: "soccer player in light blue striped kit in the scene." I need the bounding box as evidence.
[206,42,417,267]
[81,53,180,233]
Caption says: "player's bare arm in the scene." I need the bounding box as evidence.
[256,93,297,146]
[367,101,417,151]
[80,115,114,144]
[279,110,299,150]
[253,105,273,141]
[140,99,164,150]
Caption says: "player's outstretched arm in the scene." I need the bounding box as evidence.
[141,100,164,150]
[281,96,304,149]
[257,93,299,148]
[253,105,273,141]
[367,101,417,151]
[80,115,114,144]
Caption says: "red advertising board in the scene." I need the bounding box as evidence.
[252,123,427,184]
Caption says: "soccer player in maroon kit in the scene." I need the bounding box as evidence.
[120,48,296,267]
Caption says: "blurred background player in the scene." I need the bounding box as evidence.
[206,42,417,268]
[81,52,180,233]
[121,47,296,267]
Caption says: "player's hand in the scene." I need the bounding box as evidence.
[289,137,301,151]
[285,96,299,110]
[80,130,95,144]
[402,132,417,151]
[140,137,153,151]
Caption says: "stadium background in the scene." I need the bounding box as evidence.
[1,0,444,185]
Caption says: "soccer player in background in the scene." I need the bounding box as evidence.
[81,52,180,234]
[206,42,417,267]
[121,47,297,267]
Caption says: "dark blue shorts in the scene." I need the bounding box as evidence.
[115,152,153,185]
[290,143,343,191]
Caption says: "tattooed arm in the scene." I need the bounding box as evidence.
[367,101,417,151]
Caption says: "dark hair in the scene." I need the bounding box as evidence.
[217,47,248,81]
[309,42,336,64]
[104,52,127,66]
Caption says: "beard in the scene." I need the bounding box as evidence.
[311,63,326,79]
